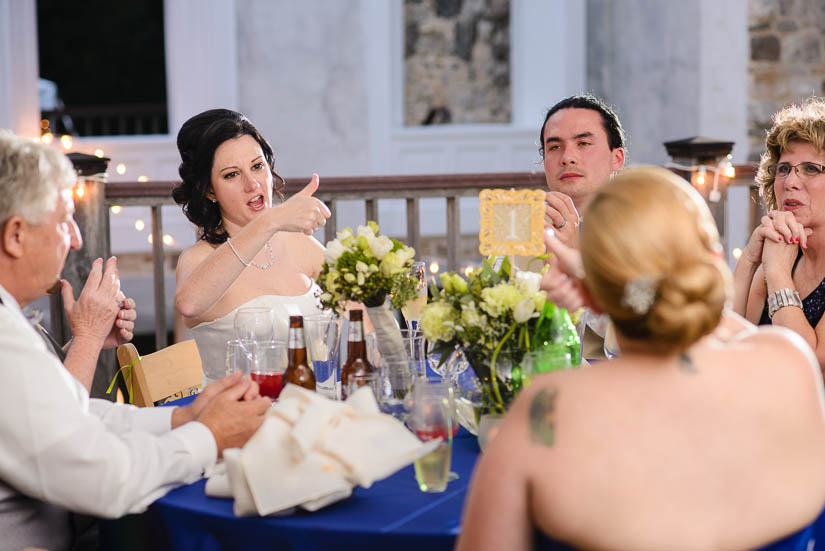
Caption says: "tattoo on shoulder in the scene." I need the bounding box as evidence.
[678,352,697,374]
[529,387,558,447]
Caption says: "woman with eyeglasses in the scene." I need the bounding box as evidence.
[733,97,825,368]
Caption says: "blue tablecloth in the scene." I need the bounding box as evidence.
[148,395,479,551]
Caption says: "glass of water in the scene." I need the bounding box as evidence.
[303,313,342,399]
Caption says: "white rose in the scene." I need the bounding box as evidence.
[396,246,415,265]
[513,297,536,323]
[323,240,347,264]
[336,228,353,241]
[357,224,376,238]
[369,235,393,260]
[515,270,541,294]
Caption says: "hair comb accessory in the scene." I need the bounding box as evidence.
[621,275,660,315]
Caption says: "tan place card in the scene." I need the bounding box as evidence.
[479,189,546,256]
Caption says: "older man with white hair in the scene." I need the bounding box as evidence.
[0,131,270,550]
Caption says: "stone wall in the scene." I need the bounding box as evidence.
[404,0,511,126]
[748,0,825,161]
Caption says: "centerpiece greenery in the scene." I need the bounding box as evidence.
[420,257,580,415]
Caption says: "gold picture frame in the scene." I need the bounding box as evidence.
[479,189,546,256]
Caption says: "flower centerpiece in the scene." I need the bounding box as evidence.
[316,221,419,362]
[420,257,580,416]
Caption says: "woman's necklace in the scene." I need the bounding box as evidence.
[250,242,276,270]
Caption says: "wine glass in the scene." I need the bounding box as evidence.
[401,261,428,331]
[233,307,275,359]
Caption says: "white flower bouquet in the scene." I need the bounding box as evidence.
[317,221,418,313]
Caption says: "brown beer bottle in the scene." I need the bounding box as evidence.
[284,315,316,391]
[340,310,374,400]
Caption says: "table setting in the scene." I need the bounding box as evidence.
[112,221,584,550]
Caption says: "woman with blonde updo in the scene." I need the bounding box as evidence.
[459,167,825,551]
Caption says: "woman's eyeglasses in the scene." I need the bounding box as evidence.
[767,162,825,181]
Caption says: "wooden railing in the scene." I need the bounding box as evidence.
[102,167,761,350]
[104,172,548,348]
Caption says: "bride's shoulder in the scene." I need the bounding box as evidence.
[176,240,217,274]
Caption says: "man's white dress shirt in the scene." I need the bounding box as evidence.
[0,283,217,551]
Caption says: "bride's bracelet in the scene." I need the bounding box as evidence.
[226,237,251,268]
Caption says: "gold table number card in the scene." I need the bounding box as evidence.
[479,189,546,256]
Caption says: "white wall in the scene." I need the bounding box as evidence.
[0,0,40,137]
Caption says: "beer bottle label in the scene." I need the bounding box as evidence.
[348,321,363,342]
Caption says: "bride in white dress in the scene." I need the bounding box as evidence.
[172,109,331,384]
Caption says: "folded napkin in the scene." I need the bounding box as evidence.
[206,384,439,516]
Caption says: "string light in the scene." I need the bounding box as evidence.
[137,175,148,183]
[664,155,736,204]
[60,135,72,150]
[115,163,126,175]
[74,181,85,199]
[147,234,153,244]
[429,261,440,274]
[94,149,105,158]
[110,205,122,214]
[134,219,145,231]
[41,132,54,145]
[732,248,742,259]
[162,234,174,246]
[463,265,474,277]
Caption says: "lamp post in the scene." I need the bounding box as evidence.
[664,136,735,253]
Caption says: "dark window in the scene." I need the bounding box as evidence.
[37,0,168,136]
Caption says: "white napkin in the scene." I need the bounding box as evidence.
[205,384,439,516]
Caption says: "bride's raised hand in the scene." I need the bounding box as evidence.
[270,173,331,235]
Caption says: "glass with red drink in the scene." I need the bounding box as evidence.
[409,379,454,493]
[251,340,287,400]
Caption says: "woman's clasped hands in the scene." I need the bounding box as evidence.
[742,210,811,268]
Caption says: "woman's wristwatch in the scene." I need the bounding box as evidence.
[767,288,803,319]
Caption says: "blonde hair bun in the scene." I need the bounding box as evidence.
[580,166,731,352]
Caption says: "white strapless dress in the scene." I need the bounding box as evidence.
[191,284,323,383]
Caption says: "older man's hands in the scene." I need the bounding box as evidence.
[173,372,269,456]
[62,257,124,345]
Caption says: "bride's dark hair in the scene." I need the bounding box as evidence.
[172,109,285,244]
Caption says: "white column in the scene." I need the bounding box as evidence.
[163,0,239,134]
[511,0,586,129]
[698,0,748,163]
[0,0,40,137]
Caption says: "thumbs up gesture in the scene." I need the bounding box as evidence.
[270,173,331,235]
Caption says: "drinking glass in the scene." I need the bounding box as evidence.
[304,313,342,399]
[401,328,429,378]
[520,345,572,388]
[402,261,428,331]
[233,307,276,358]
[377,360,414,421]
[409,380,454,493]
[225,338,255,376]
[603,320,621,359]
[250,340,287,400]
[344,371,381,402]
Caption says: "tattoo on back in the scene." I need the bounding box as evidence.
[529,388,558,447]
[678,352,697,374]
